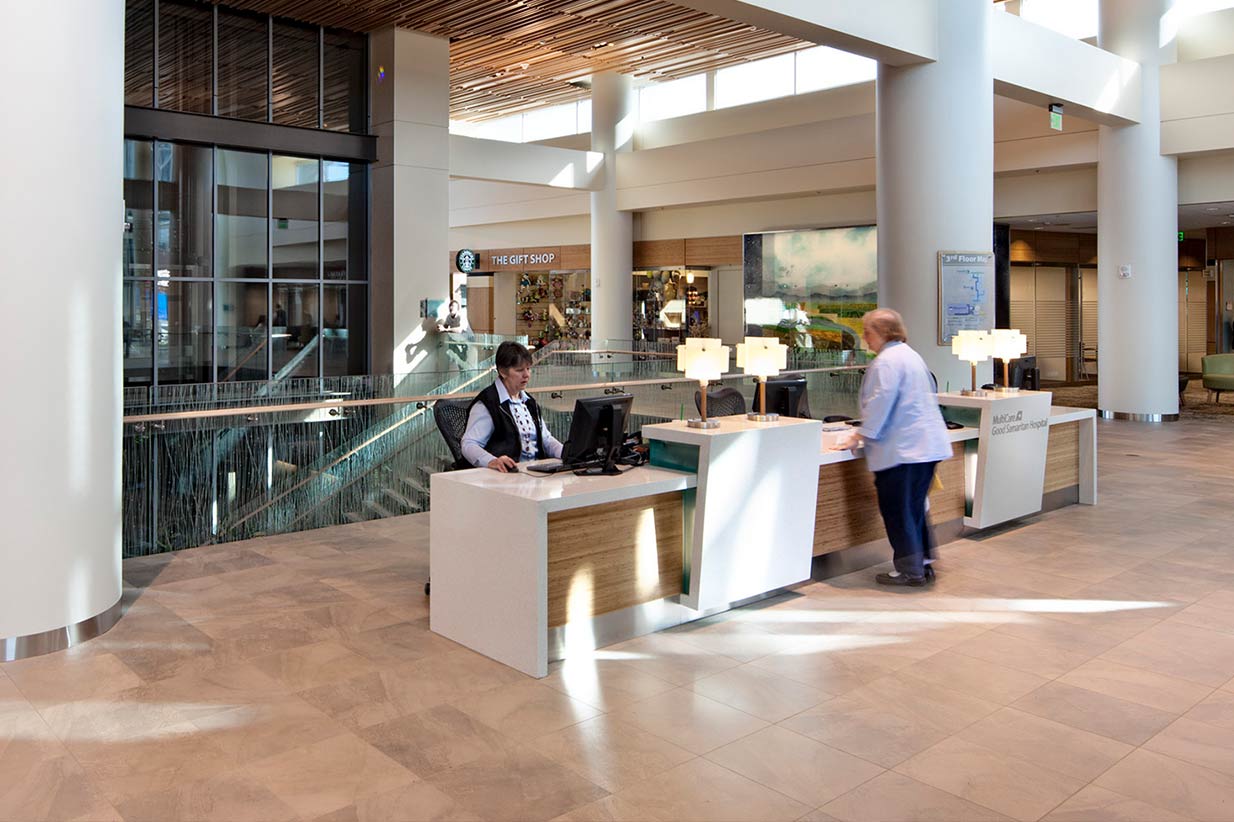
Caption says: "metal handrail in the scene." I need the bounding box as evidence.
[122,364,867,424]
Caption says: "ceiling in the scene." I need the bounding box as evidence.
[1002,202,1234,233]
[210,0,812,121]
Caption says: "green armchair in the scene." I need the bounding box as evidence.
[1202,353,1234,403]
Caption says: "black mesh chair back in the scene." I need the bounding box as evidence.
[433,399,472,470]
[693,386,747,417]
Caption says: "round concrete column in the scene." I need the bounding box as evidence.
[876,0,994,390]
[0,1,124,658]
[1097,0,1179,420]
[590,72,635,348]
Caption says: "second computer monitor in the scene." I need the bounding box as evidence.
[753,376,811,418]
[561,393,633,474]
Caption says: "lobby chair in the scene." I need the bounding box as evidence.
[694,386,747,417]
[1202,353,1234,403]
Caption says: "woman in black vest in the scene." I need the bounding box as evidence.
[460,341,563,472]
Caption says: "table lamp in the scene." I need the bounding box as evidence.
[677,337,731,428]
[951,329,990,395]
[988,328,1028,393]
[736,337,788,421]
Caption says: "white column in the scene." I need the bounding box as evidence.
[590,73,635,347]
[370,28,450,375]
[1097,0,1179,420]
[0,1,123,654]
[877,0,994,391]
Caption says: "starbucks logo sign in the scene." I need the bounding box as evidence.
[455,248,479,273]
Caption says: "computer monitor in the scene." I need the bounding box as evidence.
[752,376,811,418]
[561,394,633,475]
[994,356,1038,390]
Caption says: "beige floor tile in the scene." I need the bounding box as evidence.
[899,650,1050,705]
[0,746,118,822]
[1144,716,1234,777]
[895,736,1087,822]
[426,745,608,822]
[250,639,380,691]
[991,616,1126,657]
[245,732,416,818]
[602,757,808,822]
[854,673,1001,732]
[1198,589,1234,612]
[1101,621,1234,688]
[1057,657,1213,714]
[450,680,602,742]
[779,691,952,769]
[300,650,526,729]
[125,661,288,723]
[1169,601,1234,635]
[1184,688,1234,730]
[4,652,144,704]
[1012,680,1178,745]
[662,618,798,662]
[705,724,883,808]
[529,714,695,793]
[950,630,1096,678]
[598,633,743,685]
[687,663,830,722]
[356,703,520,777]
[957,708,1133,783]
[66,721,235,806]
[548,793,654,821]
[540,658,676,712]
[188,695,346,765]
[1041,785,1188,822]
[1095,748,1234,822]
[821,771,1013,822]
[607,687,766,755]
[112,770,299,822]
[36,685,191,747]
[309,780,483,821]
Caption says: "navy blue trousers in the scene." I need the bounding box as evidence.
[873,461,939,579]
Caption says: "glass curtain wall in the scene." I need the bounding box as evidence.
[124,139,369,388]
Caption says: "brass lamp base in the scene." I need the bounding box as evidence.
[960,388,988,397]
[746,412,779,422]
[993,385,1020,394]
[687,418,720,429]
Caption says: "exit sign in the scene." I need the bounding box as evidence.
[1049,103,1063,131]
[1179,231,1185,241]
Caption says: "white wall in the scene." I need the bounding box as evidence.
[1,0,123,641]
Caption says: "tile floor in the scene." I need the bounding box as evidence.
[3,417,1234,821]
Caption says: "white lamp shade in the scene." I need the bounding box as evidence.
[951,329,991,365]
[677,337,730,383]
[735,337,787,379]
[988,328,1028,362]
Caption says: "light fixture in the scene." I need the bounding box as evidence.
[736,337,788,422]
[951,329,991,396]
[987,329,1028,393]
[676,338,730,429]
[685,272,695,284]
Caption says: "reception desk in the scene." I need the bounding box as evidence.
[429,399,1097,677]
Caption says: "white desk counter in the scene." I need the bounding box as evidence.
[430,465,695,677]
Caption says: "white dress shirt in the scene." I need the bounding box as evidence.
[460,380,564,467]
[857,341,952,472]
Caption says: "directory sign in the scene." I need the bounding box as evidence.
[937,251,994,345]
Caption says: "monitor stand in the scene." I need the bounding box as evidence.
[573,447,622,476]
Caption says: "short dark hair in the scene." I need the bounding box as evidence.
[495,341,533,371]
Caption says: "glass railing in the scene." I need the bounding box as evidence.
[121,339,867,556]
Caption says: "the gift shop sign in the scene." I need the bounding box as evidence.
[451,246,564,273]
[493,251,556,267]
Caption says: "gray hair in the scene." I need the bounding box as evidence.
[863,308,908,343]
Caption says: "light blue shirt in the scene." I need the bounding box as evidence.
[460,380,564,468]
[857,341,952,473]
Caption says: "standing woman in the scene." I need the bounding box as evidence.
[461,341,564,472]
[839,309,952,586]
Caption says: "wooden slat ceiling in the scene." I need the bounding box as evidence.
[208,0,813,121]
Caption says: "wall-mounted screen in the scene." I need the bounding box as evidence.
[743,226,877,351]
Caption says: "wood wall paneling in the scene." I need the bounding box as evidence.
[1044,422,1080,494]
[1209,227,1234,260]
[633,239,686,269]
[812,444,966,556]
[558,244,591,270]
[1009,231,1036,263]
[1179,239,1207,270]
[685,235,742,267]
[546,492,684,628]
[1077,233,1098,266]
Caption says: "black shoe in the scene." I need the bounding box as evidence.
[924,565,936,581]
[876,572,926,587]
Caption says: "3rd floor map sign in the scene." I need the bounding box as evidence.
[938,251,994,345]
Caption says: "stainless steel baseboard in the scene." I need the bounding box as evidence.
[1098,410,1179,422]
[1,597,125,662]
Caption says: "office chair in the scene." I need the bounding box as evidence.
[693,386,747,417]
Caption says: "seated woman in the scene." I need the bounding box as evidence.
[461,341,564,472]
